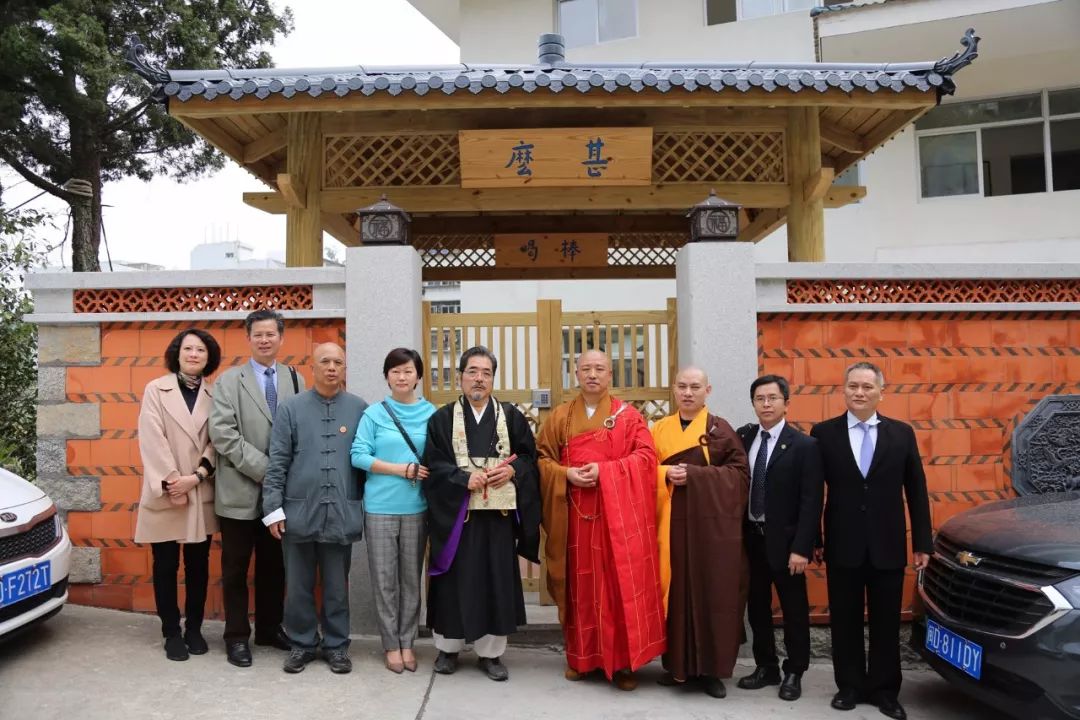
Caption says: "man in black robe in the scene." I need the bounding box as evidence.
[423,346,541,682]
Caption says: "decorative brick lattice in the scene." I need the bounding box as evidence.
[324,134,460,187]
[73,286,314,313]
[653,131,786,184]
[786,279,1080,304]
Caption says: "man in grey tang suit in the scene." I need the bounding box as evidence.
[423,346,542,681]
[263,343,368,675]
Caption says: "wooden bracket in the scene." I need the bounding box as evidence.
[277,173,307,209]
[804,167,836,203]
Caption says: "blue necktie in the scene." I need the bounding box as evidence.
[858,422,874,477]
[750,430,770,519]
[264,367,278,418]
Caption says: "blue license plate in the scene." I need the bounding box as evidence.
[0,561,52,609]
[926,618,983,679]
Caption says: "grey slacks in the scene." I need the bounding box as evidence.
[282,539,352,651]
[365,512,426,651]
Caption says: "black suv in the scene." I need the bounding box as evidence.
[912,491,1080,719]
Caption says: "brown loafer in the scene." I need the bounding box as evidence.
[564,666,586,681]
[613,670,638,691]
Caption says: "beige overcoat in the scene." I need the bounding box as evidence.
[134,374,218,544]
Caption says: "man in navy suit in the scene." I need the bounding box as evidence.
[735,375,823,702]
[811,362,932,720]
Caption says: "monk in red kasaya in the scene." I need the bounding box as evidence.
[537,349,666,691]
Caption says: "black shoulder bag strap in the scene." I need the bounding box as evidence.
[289,366,299,394]
[381,401,422,461]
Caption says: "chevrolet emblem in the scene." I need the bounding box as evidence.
[956,550,984,567]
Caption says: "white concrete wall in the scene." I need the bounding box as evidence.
[459,0,815,63]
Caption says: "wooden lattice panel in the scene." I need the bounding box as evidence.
[73,286,314,313]
[786,279,1080,305]
[324,134,460,187]
[653,131,786,184]
[414,235,495,269]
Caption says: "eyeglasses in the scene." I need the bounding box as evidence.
[462,368,493,379]
[752,395,784,404]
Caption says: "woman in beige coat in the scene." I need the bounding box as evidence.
[134,328,221,661]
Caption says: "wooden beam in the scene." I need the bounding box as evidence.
[171,86,935,119]
[824,185,866,208]
[786,107,825,262]
[322,213,359,246]
[411,213,687,235]
[243,126,287,164]
[423,265,675,282]
[244,183,792,215]
[819,120,867,154]
[177,115,245,160]
[738,209,786,243]
[284,113,323,267]
[804,167,835,203]
[276,173,307,209]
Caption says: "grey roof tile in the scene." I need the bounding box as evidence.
[123,29,979,107]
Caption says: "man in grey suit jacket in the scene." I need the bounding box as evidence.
[209,309,305,667]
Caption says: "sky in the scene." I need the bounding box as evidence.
[3,0,459,270]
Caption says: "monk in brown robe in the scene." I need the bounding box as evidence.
[651,366,750,699]
[537,350,666,692]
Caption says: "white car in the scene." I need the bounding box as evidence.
[0,468,71,639]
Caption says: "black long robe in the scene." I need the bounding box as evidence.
[423,399,541,641]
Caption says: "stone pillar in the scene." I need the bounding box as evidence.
[345,245,423,635]
[676,242,758,426]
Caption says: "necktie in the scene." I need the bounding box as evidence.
[264,367,277,418]
[750,430,770,519]
[858,422,874,477]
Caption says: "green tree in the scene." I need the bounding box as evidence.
[0,1,292,271]
[0,203,49,479]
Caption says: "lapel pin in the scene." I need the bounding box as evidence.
[339,425,348,434]
[781,444,787,450]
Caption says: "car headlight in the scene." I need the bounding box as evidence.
[1053,574,1080,609]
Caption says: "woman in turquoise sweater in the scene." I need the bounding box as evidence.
[350,347,436,674]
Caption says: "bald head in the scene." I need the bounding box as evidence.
[674,365,711,420]
[312,343,345,396]
[575,349,612,402]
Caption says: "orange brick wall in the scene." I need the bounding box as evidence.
[757,310,1080,622]
[65,319,345,614]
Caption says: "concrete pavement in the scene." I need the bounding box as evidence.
[0,605,996,720]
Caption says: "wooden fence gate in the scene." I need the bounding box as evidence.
[421,298,678,601]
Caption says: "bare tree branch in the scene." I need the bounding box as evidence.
[0,147,78,204]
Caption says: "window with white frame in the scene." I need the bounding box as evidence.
[558,0,637,48]
[705,0,852,25]
[430,301,461,314]
[916,88,1080,199]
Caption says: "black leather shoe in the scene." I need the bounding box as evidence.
[226,641,252,668]
[183,629,208,655]
[478,656,509,681]
[876,697,907,720]
[737,665,781,690]
[325,648,352,674]
[779,673,802,701]
[701,676,727,698]
[433,651,459,675]
[831,690,860,711]
[283,648,317,674]
[164,636,189,661]
[254,625,291,651]
[657,671,684,686]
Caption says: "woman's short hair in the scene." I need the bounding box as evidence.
[164,328,222,376]
[383,347,425,380]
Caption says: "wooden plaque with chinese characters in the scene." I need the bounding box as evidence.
[494,234,609,268]
[458,128,652,188]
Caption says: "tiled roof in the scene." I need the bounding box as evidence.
[125,29,978,104]
[810,0,898,17]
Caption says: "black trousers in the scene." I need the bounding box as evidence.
[150,537,210,638]
[745,526,811,674]
[826,562,905,701]
[219,516,285,642]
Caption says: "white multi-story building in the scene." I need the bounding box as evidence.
[409,0,1080,284]
[189,240,286,270]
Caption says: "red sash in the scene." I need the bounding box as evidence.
[561,399,666,677]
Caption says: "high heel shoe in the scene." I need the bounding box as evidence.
[402,649,417,672]
[385,650,404,674]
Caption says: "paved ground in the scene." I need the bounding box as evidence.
[0,605,999,720]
